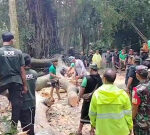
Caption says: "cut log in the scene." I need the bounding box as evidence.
[60,77,79,107]
[36,75,50,91]
[35,94,58,135]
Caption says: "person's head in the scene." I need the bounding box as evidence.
[81,51,84,56]
[107,50,110,53]
[143,42,147,47]
[96,50,99,54]
[129,49,133,55]
[89,63,98,74]
[103,69,116,84]
[133,56,140,65]
[136,65,148,81]
[23,53,31,67]
[52,59,58,66]
[2,32,14,45]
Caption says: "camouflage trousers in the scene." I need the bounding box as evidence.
[134,127,150,135]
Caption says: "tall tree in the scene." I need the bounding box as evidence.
[9,0,20,48]
[26,0,61,58]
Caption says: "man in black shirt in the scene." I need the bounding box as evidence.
[80,51,87,67]
[112,49,119,69]
[126,56,140,97]
[0,32,27,128]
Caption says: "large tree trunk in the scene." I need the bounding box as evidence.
[31,58,52,69]
[26,0,61,58]
[9,0,20,49]
[60,77,79,107]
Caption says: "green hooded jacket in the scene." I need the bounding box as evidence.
[89,84,133,135]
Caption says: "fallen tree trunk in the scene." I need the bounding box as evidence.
[36,75,50,91]
[31,58,52,69]
[60,77,79,107]
[35,94,58,135]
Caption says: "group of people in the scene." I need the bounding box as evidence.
[0,31,150,135]
[76,63,150,135]
[105,42,149,71]
[0,32,37,134]
[75,50,150,134]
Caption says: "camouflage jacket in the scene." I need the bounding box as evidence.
[132,80,150,129]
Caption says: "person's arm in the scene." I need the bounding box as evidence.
[127,77,133,92]
[79,60,86,76]
[21,66,28,93]
[132,104,138,119]
[79,87,85,100]
[89,92,97,128]
[132,87,141,119]
[50,72,60,79]
[78,77,87,100]
[123,92,133,132]
[19,53,27,93]
[126,67,135,93]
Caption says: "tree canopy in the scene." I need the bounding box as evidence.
[0,0,150,57]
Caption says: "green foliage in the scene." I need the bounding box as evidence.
[0,0,9,45]
[0,116,18,134]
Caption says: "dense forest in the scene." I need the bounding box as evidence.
[0,0,150,58]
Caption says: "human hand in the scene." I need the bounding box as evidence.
[22,86,28,94]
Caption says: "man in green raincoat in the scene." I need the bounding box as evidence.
[89,69,133,135]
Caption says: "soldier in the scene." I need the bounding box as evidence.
[132,65,150,135]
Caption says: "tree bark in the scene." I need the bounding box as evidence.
[9,0,20,49]
[31,58,52,69]
[26,0,61,58]
[36,75,50,91]
[60,77,79,107]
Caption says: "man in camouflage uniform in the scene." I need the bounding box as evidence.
[132,65,150,135]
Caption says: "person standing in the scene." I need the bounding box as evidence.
[0,32,27,128]
[80,52,87,67]
[132,65,150,135]
[112,49,119,69]
[88,50,94,66]
[105,50,112,68]
[49,59,61,101]
[125,56,134,86]
[92,50,102,69]
[77,64,103,135]
[72,57,87,79]
[126,56,140,97]
[119,49,127,70]
[140,42,149,61]
[20,54,37,135]
[89,69,133,135]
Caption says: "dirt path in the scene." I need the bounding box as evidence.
[44,72,126,135]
